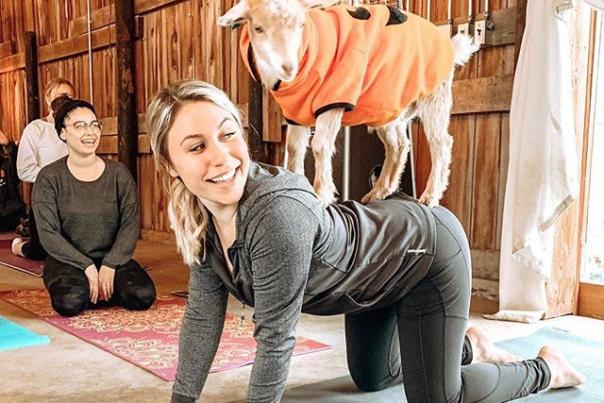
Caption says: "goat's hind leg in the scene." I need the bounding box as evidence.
[312,109,344,206]
[362,113,412,203]
[285,124,311,175]
[417,74,454,207]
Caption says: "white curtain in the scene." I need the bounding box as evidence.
[485,0,579,323]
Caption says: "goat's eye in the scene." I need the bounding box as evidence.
[254,26,264,34]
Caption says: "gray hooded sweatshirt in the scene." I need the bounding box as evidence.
[172,162,436,403]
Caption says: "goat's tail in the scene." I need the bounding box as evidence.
[452,33,480,66]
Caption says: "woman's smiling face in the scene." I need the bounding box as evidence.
[166,100,249,209]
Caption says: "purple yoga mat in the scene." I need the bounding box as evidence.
[0,242,44,277]
[0,232,18,241]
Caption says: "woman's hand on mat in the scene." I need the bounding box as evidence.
[98,265,115,301]
[84,265,99,304]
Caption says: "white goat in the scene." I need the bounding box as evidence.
[218,0,479,206]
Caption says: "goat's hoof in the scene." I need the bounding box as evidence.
[317,193,337,206]
[418,193,440,207]
[314,186,337,206]
[361,188,390,204]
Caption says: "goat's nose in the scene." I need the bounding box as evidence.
[282,63,293,75]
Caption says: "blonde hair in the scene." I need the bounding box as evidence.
[146,80,244,266]
[44,78,74,104]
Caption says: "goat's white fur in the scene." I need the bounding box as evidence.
[219,0,479,206]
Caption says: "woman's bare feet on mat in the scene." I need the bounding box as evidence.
[538,346,586,389]
[466,327,521,364]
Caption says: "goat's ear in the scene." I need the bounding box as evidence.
[217,0,250,28]
[299,0,339,9]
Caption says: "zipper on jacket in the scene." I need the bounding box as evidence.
[407,248,426,255]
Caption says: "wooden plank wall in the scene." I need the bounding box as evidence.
[1,0,528,303]
[0,0,248,241]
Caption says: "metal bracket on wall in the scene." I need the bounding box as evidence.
[434,6,517,47]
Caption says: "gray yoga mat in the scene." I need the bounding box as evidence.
[231,327,603,402]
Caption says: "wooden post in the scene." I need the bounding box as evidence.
[24,31,40,123]
[115,0,138,181]
[514,0,527,67]
[248,79,266,162]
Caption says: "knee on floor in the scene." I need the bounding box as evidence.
[119,283,156,310]
[51,291,88,317]
[350,370,399,392]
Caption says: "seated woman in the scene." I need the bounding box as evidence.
[33,97,156,317]
[13,77,75,260]
[146,80,585,403]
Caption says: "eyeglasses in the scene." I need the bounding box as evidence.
[64,121,103,134]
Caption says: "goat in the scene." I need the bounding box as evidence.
[218,0,479,206]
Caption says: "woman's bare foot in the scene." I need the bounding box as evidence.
[466,327,522,364]
[538,346,586,389]
[11,237,26,257]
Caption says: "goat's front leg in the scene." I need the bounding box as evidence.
[285,124,311,175]
[362,115,411,203]
[312,109,344,206]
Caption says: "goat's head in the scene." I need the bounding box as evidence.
[218,0,338,86]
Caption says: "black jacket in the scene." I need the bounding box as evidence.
[0,142,25,219]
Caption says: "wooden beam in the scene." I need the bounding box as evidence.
[485,7,516,47]
[134,0,188,15]
[38,25,115,64]
[0,40,16,58]
[24,32,40,123]
[69,1,184,37]
[69,4,115,37]
[116,0,139,181]
[0,53,25,74]
[69,5,144,38]
[451,75,514,115]
[97,135,118,154]
[578,283,604,319]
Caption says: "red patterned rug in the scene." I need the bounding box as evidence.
[0,289,330,381]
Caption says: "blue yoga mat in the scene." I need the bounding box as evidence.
[498,327,604,402]
[0,316,50,352]
[231,327,602,402]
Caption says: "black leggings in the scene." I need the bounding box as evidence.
[345,207,551,402]
[21,208,47,260]
[42,256,156,317]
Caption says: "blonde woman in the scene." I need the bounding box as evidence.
[147,80,584,403]
[13,78,75,260]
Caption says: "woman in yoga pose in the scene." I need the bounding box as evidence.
[147,80,584,403]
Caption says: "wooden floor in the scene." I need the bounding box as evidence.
[1,239,604,403]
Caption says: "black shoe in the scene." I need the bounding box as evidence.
[15,217,30,237]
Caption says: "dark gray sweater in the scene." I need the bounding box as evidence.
[32,156,139,270]
[172,162,436,403]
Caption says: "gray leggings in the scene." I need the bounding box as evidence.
[345,206,551,403]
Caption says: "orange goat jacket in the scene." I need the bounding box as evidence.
[240,4,455,127]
